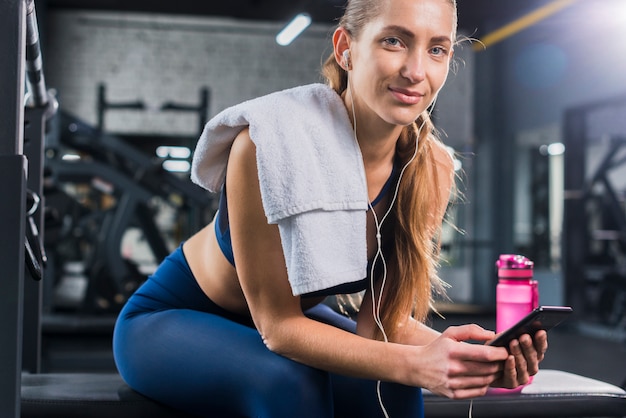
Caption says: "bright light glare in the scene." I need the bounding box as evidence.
[276,13,312,46]
[547,142,565,156]
[162,160,191,173]
[61,153,81,161]
[156,146,191,159]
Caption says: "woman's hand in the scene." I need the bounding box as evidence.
[415,325,509,399]
[490,330,548,388]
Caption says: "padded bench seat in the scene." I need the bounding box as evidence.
[21,369,626,417]
[21,373,194,418]
[423,369,626,417]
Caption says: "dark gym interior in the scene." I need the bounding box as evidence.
[2,0,626,417]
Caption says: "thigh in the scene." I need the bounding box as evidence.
[305,303,424,418]
[304,302,357,333]
[114,307,333,418]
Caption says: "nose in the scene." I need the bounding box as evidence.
[401,50,426,84]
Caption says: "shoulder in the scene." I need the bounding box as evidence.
[229,127,255,168]
[225,128,264,218]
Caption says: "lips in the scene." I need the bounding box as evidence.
[389,87,424,105]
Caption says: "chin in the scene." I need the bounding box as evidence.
[384,113,423,127]
[383,105,427,126]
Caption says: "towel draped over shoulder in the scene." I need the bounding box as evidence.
[190,83,369,295]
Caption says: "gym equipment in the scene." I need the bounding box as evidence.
[423,369,626,417]
[40,80,215,315]
[44,110,215,314]
[582,137,626,329]
[97,82,210,135]
[96,83,145,132]
[18,370,626,418]
[564,97,626,343]
[21,373,195,418]
[2,0,47,414]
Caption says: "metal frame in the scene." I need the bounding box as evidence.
[1,0,53,415]
[22,104,53,373]
[0,1,26,416]
[22,0,55,373]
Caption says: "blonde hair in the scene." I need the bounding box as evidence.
[322,0,457,340]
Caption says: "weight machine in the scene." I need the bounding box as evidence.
[563,96,626,342]
[44,109,215,314]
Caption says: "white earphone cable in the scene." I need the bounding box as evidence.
[348,77,432,417]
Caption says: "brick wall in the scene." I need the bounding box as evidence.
[45,11,334,137]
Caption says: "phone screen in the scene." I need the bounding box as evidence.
[488,306,573,347]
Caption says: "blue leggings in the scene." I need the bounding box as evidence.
[113,245,424,418]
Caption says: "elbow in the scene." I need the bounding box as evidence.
[257,321,290,355]
[256,316,302,357]
[260,330,280,353]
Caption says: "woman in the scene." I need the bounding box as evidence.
[113,0,548,416]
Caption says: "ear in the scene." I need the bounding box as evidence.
[332,27,352,69]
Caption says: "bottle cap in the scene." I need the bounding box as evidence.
[496,254,534,278]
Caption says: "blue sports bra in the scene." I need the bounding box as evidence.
[214,166,398,297]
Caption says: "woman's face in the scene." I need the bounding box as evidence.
[345,0,455,128]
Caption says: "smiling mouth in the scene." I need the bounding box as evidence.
[389,87,424,105]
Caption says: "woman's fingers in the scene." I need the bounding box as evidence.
[442,324,497,345]
[431,326,551,397]
[433,372,496,399]
[532,330,548,362]
[508,339,530,384]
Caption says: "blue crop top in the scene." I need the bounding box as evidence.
[214,166,398,297]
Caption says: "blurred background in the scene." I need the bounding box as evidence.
[19,0,626,389]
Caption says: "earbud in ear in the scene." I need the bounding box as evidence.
[342,50,351,70]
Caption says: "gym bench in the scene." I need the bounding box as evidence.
[424,369,626,417]
[21,373,193,418]
[21,369,626,417]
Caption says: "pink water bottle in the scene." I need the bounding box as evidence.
[496,254,539,333]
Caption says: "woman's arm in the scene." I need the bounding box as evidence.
[226,129,510,398]
[356,281,441,345]
[226,129,408,381]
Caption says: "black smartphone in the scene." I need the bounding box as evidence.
[488,306,573,347]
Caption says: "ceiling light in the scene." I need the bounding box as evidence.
[547,142,565,156]
[61,153,81,161]
[276,13,312,46]
[156,146,191,159]
[162,160,191,173]
[539,142,565,156]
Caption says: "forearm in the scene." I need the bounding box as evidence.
[263,314,416,385]
[392,316,441,346]
[356,295,440,346]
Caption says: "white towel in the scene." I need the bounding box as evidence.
[191,84,369,295]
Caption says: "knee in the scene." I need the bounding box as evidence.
[251,357,333,418]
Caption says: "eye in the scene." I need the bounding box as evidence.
[431,46,448,56]
[383,37,403,48]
